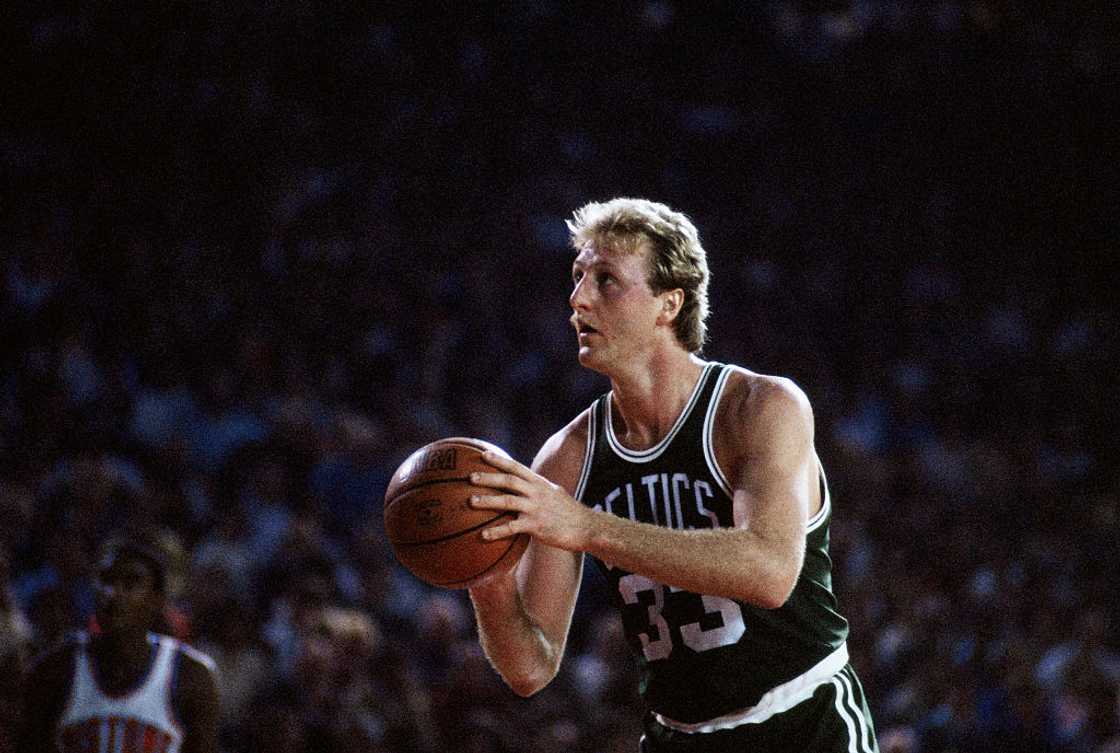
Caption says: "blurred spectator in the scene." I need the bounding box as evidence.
[0,548,32,753]
[4,3,1117,751]
[193,597,270,734]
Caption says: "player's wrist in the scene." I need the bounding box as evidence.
[580,506,615,556]
[467,568,518,604]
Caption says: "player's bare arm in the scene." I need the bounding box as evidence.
[15,644,74,753]
[467,412,588,697]
[472,370,815,608]
[175,650,220,753]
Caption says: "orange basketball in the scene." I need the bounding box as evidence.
[383,437,529,589]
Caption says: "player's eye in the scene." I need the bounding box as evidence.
[597,273,614,287]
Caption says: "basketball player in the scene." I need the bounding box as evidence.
[468,198,878,752]
[16,533,219,753]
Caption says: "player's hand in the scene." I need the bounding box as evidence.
[468,451,595,552]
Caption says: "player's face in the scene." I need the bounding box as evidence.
[569,242,667,372]
[94,554,162,635]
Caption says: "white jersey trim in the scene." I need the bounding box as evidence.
[703,365,833,535]
[701,364,734,497]
[179,642,217,674]
[574,406,597,502]
[806,461,831,533]
[653,642,849,733]
[604,363,716,464]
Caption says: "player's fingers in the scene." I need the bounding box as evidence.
[470,470,531,495]
[468,493,523,512]
[481,450,534,480]
[481,518,518,540]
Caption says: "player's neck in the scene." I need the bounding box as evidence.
[93,628,151,668]
[90,629,153,689]
[608,350,705,450]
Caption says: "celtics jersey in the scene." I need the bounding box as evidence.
[575,362,849,725]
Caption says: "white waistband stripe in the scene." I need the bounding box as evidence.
[653,643,849,734]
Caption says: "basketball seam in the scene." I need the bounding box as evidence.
[385,476,482,504]
[434,535,525,587]
[389,512,513,546]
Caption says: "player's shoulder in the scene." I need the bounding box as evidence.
[24,631,84,693]
[532,406,593,493]
[168,637,217,678]
[16,633,86,744]
[717,364,813,430]
[29,631,86,673]
[162,636,219,733]
[165,636,218,707]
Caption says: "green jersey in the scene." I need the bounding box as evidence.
[576,362,849,725]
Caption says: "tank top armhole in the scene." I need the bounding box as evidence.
[160,637,187,737]
[806,461,831,533]
[574,401,598,502]
[702,365,735,498]
[58,632,89,736]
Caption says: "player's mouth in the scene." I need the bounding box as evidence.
[577,322,600,339]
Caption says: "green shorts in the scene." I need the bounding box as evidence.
[640,665,878,753]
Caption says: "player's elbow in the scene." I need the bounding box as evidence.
[509,678,547,698]
[728,573,792,610]
[755,536,805,609]
[752,559,800,610]
[505,663,558,697]
[755,577,796,610]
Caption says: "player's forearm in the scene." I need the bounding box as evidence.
[469,579,562,696]
[587,511,801,608]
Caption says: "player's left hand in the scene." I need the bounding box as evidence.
[468,451,595,552]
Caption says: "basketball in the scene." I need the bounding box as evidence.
[383,437,530,588]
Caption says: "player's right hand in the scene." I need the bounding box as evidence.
[468,451,596,553]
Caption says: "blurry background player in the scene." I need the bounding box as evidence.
[468,199,877,752]
[16,532,219,753]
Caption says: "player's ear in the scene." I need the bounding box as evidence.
[657,289,685,326]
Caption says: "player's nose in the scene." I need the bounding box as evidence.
[569,277,590,310]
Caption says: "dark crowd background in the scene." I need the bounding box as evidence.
[2,2,1118,752]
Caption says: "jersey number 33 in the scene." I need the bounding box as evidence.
[619,573,746,661]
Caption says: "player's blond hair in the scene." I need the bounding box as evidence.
[567,198,710,352]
